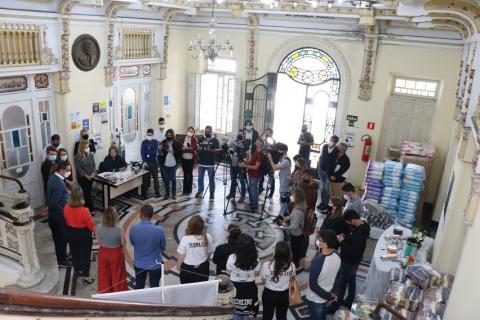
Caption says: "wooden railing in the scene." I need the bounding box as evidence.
[0,288,233,318]
[0,23,42,66]
[122,29,153,59]
[369,302,408,320]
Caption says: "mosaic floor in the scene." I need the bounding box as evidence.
[34,170,372,319]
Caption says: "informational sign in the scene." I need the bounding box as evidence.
[82,119,89,131]
[345,131,355,147]
[92,103,100,113]
[99,101,107,113]
[93,133,103,150]
[367,122,375,130]
[164,95,172,113]
[92,114,102,134]
[70,112,81,130]
[346,115,358,127]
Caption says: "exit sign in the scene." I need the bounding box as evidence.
[346,115,358,127]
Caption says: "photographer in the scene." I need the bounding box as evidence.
[238,139,264,213]
[195,126,220,201]
[244,119,259,154]
[226,129,248,203]
[265,143,291,217]
[260,128,276,197]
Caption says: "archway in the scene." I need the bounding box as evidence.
[273,47,341,164]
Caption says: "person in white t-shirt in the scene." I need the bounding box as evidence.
[226,234,260,320]
[260,241,296,320]
[177,215,213,284]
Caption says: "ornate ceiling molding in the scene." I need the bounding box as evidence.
[424,0,480,35]
[58,0,81,94]
[430,19,469,39]
[428,12,475,38]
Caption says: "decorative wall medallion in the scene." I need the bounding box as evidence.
[0,76,28,94]
[72,34,101,72]
[142,64,151,76]
[34,74,49,89]
[119,65,139,79]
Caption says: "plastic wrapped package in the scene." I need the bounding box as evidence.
[378,306,415,320]
[423,287,450,303]
[385,281,423,312]
[417,298,446,320]
[389,268,408,284]
[438,273,455,289]
[406,265,433,289]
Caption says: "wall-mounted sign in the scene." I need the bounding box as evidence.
[367,122,375,130]
[119,65,139,79]
[344,131,355,147]
[0,76,28,93]
[82,119,90,131]
[346,114,358,127]
[34,74,49,89]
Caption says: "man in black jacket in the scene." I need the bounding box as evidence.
[317,135,339,211]
[329,209,370,313]
[243,119,259,155]
[329,142,350,199]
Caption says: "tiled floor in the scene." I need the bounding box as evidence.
[33,171,376,319]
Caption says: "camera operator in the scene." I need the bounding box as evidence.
[244,119,259,154]
[238,139,264,213]
[226,129,248,203]
[265,143,291,217]
[260,128,276,197]
[195,126,220,201]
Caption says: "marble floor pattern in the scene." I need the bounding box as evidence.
[33,169,373,319]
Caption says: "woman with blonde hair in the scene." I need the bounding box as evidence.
[177,215,213,284]
[74,140,96,214]
[63,185,95,284]
[96,206,128,293]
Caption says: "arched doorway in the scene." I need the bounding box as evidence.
[273,47,341,164]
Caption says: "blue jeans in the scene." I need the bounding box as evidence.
[232,315,255,320]
[162,165,177,196]
[308,300,327,320]
[279,192,290,216]
[318,169,330,205]
[134,266,161,289]
[197,165,215,196]
[248,176,260,210]
[230,167,247,197]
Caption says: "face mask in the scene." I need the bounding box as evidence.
[60,155,68,161]
[328,141,335,148]
[146,135,153,141]
[64,171,71,179]
[84,147,90,153]
[53,142,60,147]
[159,124,165,129]
[343,194,351,201]
[245,125,253,131]
[315,239,321,248]
[186,132,193,138]
[82,134,89,140]
[167,136,173,140]
[49,155,57,162]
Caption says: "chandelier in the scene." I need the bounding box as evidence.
[188,0,233,61]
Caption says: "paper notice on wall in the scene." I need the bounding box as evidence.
[70,112,81,130]
[101,111,108,124]
[93,133,103,150]
[92,114,102,134]
[345,132,355,147]
[163,96,172,113]
[82,119,89,131]
[99,101,107,113]
[92,103,100,113]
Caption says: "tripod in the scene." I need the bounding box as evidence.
[258,170,274,221]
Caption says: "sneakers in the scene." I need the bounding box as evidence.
[209,194,215,202]
[195,193,202,199]
[155,191,161,198]
[172,195,177,200]
[163,195,170,201]
[238,196,246,203]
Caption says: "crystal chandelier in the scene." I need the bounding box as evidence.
[188,0,233,61]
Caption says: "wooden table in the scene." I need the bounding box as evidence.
[94,170,149,210]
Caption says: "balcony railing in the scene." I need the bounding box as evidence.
[122,29,153,59]
[0,23,42,66]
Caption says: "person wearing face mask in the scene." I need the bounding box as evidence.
[301,168,319,213]
[317,135,339,211]
[305,229,341,320]
[266,143,291,216]
[141,129,160,198]
[180,127,198,196]
[329,210,369,313]
[320,198,346,239]
[243,119,259,155]
[74,140,96,214]
[100,146,127,173]
[42,146,58,193]
[159,129,181,200]
[259,128,276,197]
[195,126,220,201]
[238,138,265,213]
[329,142,350,199]
[341,183,364,216]
[289,157,307,194]
[154,118,167,182]
[55,148,76,189]
[44,134,62,158]
[226,129,248,203]
[73,129,96,155]
[297,124,314,167]
[46,161,71,267]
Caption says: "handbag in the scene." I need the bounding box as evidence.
[289,274,302,306]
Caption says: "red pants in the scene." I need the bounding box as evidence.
[97,246,128,293]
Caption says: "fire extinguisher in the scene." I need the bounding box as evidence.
[361,134,372,162]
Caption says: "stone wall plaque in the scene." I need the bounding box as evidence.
[0,76,28,94]
[142,64,151,76]
[72,34,101,72]
[34,74,49,89]
[119,65,139,79]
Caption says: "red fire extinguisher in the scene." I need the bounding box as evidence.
[361,134,372,162]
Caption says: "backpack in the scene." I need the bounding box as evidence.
[303,208,317,237]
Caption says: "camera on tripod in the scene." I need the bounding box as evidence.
[198,140,210,152]
[263,143,283,164]
[221,142,247,166]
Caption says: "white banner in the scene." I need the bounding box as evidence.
[92,280,220,307]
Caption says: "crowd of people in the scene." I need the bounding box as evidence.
[41,117,370,319]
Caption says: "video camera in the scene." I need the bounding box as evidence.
[198,139,210,152]
[263,143,284,164]
[221,140,250,166]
